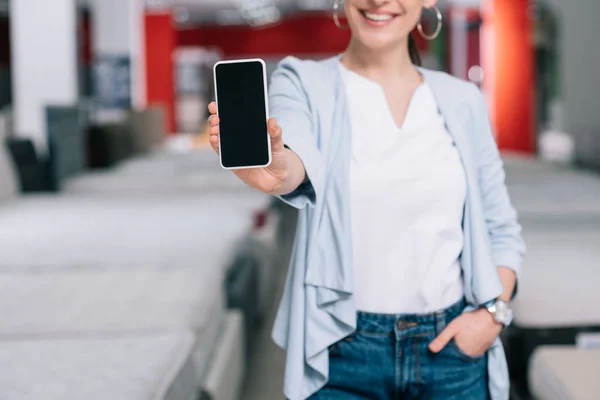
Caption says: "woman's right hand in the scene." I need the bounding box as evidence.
[207,101,291,194]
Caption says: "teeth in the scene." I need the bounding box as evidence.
[364,12,393,22]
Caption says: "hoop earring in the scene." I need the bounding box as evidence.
[417,6,443,40]
[333,0,349,30]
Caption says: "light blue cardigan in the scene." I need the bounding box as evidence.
[269,56,526,400]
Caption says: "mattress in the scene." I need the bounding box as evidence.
[0,192,269,268]
[202,310,246,400]
[503,219,600,392]
[64,168,247,196]
[503,154,600,216]
[117,149,223,176]
[529,346,600,400]
[63,146,244,195]
[512,228,600,328]
[0,272,243,398]
[0,331,198,400]
[64,163,280,324]
[64,148,246,196]
[0,193,270,336]
[503,153,579,181]
[0,265,226,339]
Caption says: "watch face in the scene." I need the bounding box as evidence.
[494,301,512,325]
[496,305,507,320]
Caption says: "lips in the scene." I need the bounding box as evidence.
[360,9,400,24]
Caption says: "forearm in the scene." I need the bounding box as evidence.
[272,148,307,196]
[497,266,517,302]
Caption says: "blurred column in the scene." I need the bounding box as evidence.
[449,7,468,81]
[88,0,145,119]
[175,48,221,134]
[481,0,535,153]
[144,6,176,134]
[10,0,79,152]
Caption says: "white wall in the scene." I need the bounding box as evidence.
[89,0,145,108]
[91,0,131,55]
[10,0,79,151]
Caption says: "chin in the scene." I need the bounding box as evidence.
[355,31,401,51]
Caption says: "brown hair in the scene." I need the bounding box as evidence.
[408,33,422,66]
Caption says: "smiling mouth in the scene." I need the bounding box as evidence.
[360,10,400,23]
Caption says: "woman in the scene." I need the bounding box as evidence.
[207,0,525,399]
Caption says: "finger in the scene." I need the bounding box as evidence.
[208,101,217,115]
[208,114,220,127]
[267,118,284,151]
[209,133,220,155]
[429,322,459,353]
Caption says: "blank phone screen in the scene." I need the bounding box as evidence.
[215,61,270,169]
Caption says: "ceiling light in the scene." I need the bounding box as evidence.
[234,0,281,26]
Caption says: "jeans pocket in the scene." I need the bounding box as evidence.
[447,339,486,363]
[328,334,355,357]
[328,341,341,357]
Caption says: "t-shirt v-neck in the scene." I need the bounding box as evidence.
[342,66,424,132]
[338,64,435,165]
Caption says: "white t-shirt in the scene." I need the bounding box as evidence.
[340,64,467,314]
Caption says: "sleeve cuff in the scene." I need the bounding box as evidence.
[275,134,324,210]
[493,250,523,300]
[492,251,523,280]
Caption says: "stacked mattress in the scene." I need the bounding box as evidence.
[63,148,281,333]
[0,313,244,400]
[0,193,266,399]
[63,149,243,196]
[0,110,284,399]
[511,229,600,329]
[504,153,600,218]
[0,332,200,400]
[0,135,276,399]
[501,154,600,396]
[0,193,267,269]
[529,346,600,400]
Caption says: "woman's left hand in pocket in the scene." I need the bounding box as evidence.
[428,308,503,357]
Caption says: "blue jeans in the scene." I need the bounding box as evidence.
[310,299,489,400]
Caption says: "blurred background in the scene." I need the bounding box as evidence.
[0,0,598,400]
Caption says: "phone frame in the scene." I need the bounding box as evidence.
[213,58,272,170]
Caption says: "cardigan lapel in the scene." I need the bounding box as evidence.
[418,68,475,184]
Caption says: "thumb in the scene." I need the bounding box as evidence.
[267,118,284,153]
[429,322,458,353]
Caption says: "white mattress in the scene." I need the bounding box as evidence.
[503,155,600,215]
[0,331,198,400]
[503,153,577,181]
[63,149,247,196]
[64,168,248,196]
[0,266,225,338]
[512,229,600,328]
[529,346,600,400]
[117,149,223,176]
[0,193,269,337]
[0,193,269,268]
[202,310,246,400]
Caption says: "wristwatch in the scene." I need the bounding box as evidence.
[483,299,513,327]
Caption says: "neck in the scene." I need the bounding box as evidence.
[342,36,418,82]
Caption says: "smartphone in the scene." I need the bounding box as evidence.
[213,59,271,169]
